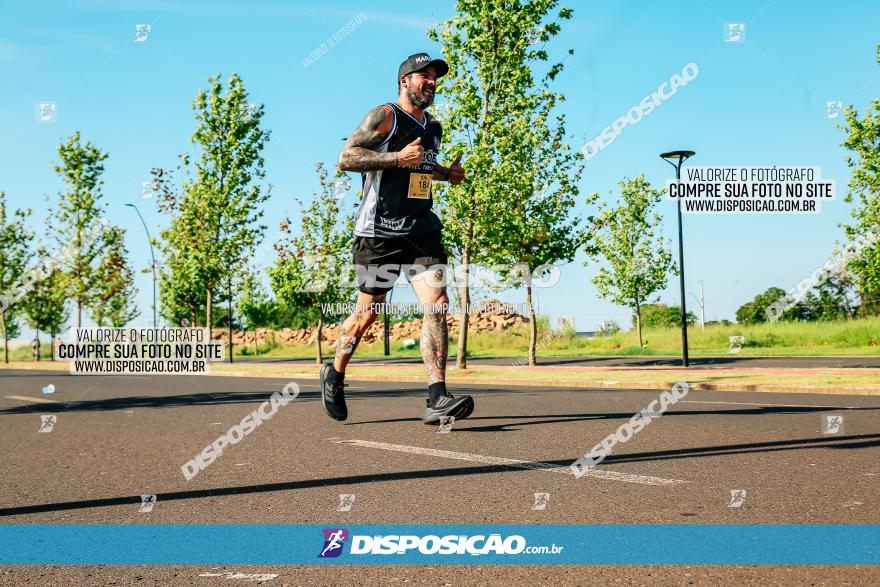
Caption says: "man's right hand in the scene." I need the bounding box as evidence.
[397,137,424,168]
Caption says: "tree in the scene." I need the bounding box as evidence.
[0,192,33,363]
[234,267,278,356]
[149,165,201,326]
[429,0,578,368]
[470,2,589,367]
[214,261,251,362]
[746,273,859,323]
[155,211,206,326]
[805,272,859,321]
[154,73,271,331]
[22,264,69,361]
[271,301,319,331]
[1,312,23,362]
[736,287,808,324]
[237,268,277,330]
[89,226,140,327]
[269,163,355,364]
[839,43,880,312]
[589,175,676,347]
[637,303,697,328]
[49,132,109,327]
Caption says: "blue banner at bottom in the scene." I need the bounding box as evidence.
[0,524,876,565]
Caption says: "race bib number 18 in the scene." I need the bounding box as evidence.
[408,173,432,199]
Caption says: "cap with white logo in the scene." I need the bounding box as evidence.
[398,53,449,81]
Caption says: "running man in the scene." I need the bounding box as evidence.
[320,52,474,425]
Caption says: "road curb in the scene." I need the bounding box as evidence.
[207,368,880,396]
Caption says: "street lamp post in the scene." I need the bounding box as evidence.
[689,280,705,331]
[125,203,157,328]
[660,150,695,368]
[698,280,704,330]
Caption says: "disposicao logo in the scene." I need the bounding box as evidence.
[320,531,532,556]
[319,528,349,558]
[317,529,564,558]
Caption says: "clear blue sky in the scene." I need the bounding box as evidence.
[1,0,877,339]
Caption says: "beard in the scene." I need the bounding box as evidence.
[406,85,434,109]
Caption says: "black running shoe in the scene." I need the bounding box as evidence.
[421,391,475,425]
[320,362,348,421]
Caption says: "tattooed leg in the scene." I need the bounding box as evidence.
[411,269,448,384]
[333,291,385,373]
[420,304,448,383]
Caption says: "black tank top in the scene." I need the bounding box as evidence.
[354,103,444,238]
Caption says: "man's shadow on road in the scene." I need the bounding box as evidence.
[351,403,880,432]
[0,388,464,415]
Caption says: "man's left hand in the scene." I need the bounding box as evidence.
[448,154,465,185]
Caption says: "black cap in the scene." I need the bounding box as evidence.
[398,53,449,81]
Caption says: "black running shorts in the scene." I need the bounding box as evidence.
[352,229,449,295]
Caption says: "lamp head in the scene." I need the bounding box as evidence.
[660,150,696,164]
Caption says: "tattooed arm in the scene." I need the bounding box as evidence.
[337,105,398,172]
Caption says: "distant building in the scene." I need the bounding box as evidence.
[597,320,620,335]
[557,316,575,330]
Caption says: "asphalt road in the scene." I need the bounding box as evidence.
[236,354,880,369]
[0,369,877,585]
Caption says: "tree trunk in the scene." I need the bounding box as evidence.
[50,327,56,361]
[76,249,82,328]
[635,298,643,348]
[315,311,323,364]
[206,286,213,333]
[527,285,537,366]
[455,245,471,369]
[1,310,8,364]
[76,223,82,329]
[228,282,234,364]
[35,329,41,361]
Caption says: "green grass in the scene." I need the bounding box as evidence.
[3,343,59,363]
[510,316,880,357]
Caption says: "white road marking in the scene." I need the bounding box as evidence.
[333,439,688,486]
[5,395,59,404]
[681,400,857,409]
